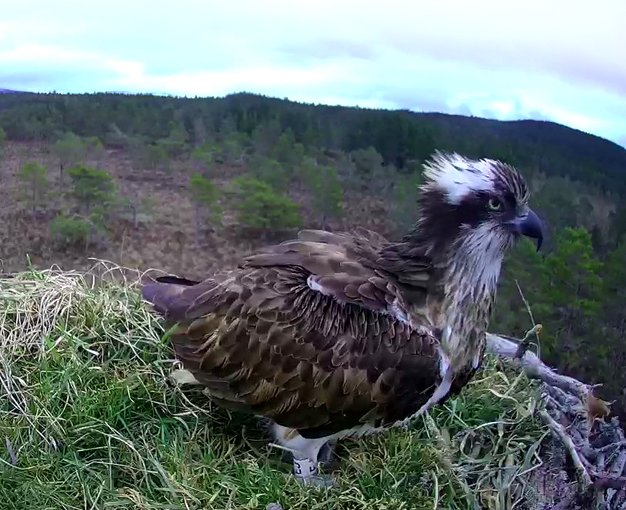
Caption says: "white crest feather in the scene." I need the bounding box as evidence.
[422,151,499,204]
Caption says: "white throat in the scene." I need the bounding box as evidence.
[449,223,506,292]
[439,223,507,363]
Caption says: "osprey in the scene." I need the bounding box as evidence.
[142,151,544,486]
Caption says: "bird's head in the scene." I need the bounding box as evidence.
[414,151,544,261]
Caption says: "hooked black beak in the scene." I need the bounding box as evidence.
[512,208,544,251]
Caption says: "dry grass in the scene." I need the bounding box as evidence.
[0,262,549,509]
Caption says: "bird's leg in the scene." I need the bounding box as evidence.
[292,454,320,479]
[317,439,338,468]
[271,423,336,488]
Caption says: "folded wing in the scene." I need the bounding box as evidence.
[142,229,443,438]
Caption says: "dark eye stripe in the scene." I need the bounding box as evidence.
[503,191,516,208]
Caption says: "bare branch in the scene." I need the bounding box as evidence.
[539,409,593,487]
[593,475,626,490]
[486,328,626,506]
[486,332,591,401]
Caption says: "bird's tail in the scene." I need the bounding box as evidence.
[141,275,200,315]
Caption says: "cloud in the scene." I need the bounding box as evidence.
[0,44,144,93]
[0,0,624,146]
[377,2,626,98]
[278,39,377,63]
[111,64,348,98]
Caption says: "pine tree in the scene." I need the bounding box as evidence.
[603,237,626,335]
[17,161,49,215]
[389,171,423,234]
[229,176,302,235]
[303,162,343,227]
[52,133,88,185]
[189,173,222,238]
[67,165,116,216]
[249,156,289,191]
[545,227,603,320]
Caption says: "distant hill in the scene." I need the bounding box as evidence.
[0,91,624,194]
[422,112,626,188]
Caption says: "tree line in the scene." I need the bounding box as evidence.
[2,91,626,195]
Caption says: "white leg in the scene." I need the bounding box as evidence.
[271,423,335,487]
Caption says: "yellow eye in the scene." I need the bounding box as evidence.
[488,198,502,211]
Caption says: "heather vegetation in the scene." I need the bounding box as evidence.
[0,90,625,431]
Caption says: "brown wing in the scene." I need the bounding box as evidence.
[143,231,443,439]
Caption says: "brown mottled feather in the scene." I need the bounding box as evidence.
[143,154,539,443]
[143,229,444,439]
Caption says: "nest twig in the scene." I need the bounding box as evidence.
[487,330,626,509]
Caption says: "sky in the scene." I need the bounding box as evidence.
[1,0,625,147]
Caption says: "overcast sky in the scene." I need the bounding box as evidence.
[1,0,625,147]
